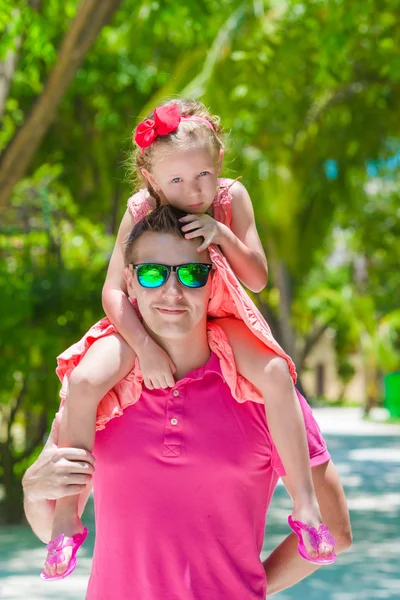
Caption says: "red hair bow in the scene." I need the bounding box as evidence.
[135,104,181,149]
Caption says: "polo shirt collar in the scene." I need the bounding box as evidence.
[178,351,223,383]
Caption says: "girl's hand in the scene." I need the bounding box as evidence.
[179,214,224,252]
[138,338,176,389]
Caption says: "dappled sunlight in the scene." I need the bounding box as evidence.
[0,501,95,598]
[347,493,400,512]
[350,448,400,463]
[0,0,398,597]
[263,420,400,600]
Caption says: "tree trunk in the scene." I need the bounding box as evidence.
[0,0,123,210]
[296,322,332,374]
[363,361,379,416]
[295,375,307,399]
[0,442,24,524]
[0,41,21,121]
[272,259,299,365]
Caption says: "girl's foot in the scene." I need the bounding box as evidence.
[42,516,85,578]
[291,503,335,563]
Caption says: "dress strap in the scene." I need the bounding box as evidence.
[217,176,242,190]
[213,177,241,227]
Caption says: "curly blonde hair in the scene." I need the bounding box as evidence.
[131,98,224,207]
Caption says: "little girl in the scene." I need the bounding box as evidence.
[41,99,335,580]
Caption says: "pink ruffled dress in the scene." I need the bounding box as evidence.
[56,179,296,430]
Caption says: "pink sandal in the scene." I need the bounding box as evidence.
[288,516,336,565]
[40,527,88,581]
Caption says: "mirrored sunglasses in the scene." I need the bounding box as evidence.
[130,262,213,289]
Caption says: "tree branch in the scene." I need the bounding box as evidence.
[0,1,42,122]
[253,292,281,344]
[0,0,123,210]
[6,378,28,441]
[0,28,22,120]
[305,80,371,127]
[293,77,391,149]
[297,321,333,373]
[14,412,48,464]
[181,3,248,99]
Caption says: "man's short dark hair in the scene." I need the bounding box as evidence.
[124,205,187,265]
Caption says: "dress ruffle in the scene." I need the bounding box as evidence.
[56,179,296,429]
[207,245,297,383]
[56,318,263,431]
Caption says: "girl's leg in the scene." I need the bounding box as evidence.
[44,334,135,577]
[216,318,333,560]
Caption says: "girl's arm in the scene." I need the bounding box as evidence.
[102,208,143,345]
[102,208,175,388]
[181,181,268,292]
[219,180,268,292]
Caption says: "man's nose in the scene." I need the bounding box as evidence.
[161,272,183,298]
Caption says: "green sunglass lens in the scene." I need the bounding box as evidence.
[178,264,209,288]
[137,264,167,288]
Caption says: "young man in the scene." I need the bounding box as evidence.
[23,206,351,599]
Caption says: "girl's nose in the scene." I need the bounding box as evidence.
[187,180,201,196]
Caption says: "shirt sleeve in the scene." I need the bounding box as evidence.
[271,389,330,477]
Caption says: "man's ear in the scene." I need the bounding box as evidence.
[124,266,136,299]
[208,267,214,300]
[141,168,161,192]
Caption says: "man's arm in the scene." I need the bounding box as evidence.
[22,411,95,543]
[264,459,352,596]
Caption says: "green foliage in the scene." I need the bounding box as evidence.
[0,0,399,520]
[0,165,113,521]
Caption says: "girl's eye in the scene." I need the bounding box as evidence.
[171,177,182,183]
[199,171,210,177]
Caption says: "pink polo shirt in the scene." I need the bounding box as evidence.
[86,352,330,600]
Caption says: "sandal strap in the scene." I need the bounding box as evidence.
[290,518,335,550]
[44,533,76,565]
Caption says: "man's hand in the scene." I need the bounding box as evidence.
[22,411,95,501]
[179,214,226,252]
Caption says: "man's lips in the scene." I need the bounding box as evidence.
[155,306,188,315]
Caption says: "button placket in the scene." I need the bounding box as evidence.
[163,385,184,457]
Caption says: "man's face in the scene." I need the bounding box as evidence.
[125,232,212,342]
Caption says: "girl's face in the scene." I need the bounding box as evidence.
[143,146,222,213]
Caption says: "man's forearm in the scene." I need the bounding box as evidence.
[23,481,55,544]
[263,533,318,596]
[21,410,95,544]
[265,460,352,595]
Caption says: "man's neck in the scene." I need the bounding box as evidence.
[147,327,211,381]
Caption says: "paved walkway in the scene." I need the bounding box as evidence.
[1,407,399,599]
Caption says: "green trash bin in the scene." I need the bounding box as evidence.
[383,372,400,418]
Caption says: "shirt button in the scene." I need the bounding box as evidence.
[171,418,178,425]
[173,390,179,397]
